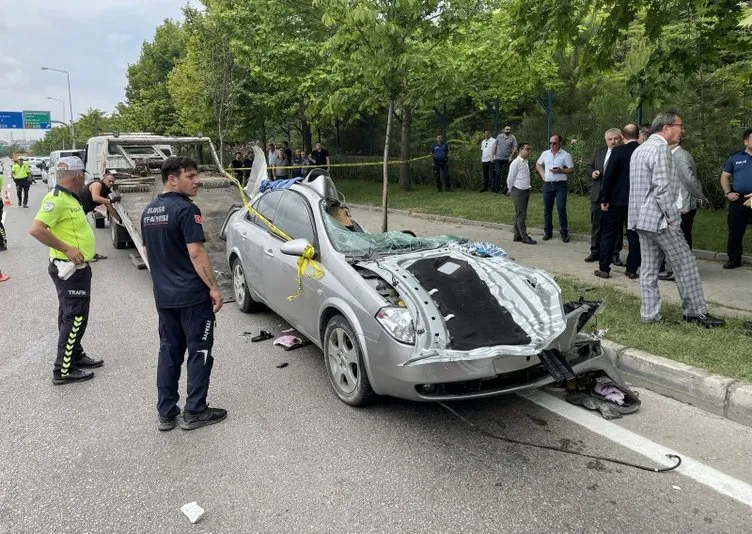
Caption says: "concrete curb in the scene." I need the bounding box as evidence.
[350,203,752,266]
[601,340,752,428]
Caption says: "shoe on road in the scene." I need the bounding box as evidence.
[593,269,610,279]
[624,270,639,280]
[658,271,675,281]
[180,406,227,430]
[584,254,599,262]
[612,257,625,267]
[561,234,570,243]
[0,274,9,282]
[722,262,741,269]
[542,233,553,241]
[521,236,537,245]
[683,313,725,329]
[76,354,104,368]
[158,413,179,431]
[52,368,94,385]
[513,236,522,242]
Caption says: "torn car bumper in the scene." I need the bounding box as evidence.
[363,333,626,402]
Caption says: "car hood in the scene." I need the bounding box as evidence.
[359,248,592,363]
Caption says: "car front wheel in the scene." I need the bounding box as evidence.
[323,315,375,406]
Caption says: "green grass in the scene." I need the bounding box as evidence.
[555,276,752,381]
[336,179,751,254]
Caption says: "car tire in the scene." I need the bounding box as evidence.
[231,257,263,313]
[323,315,376,406]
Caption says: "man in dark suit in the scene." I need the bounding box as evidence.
[585,129,622,263]
[594,124,642,279]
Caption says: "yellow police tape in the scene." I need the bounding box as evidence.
[225,154,431,172]
[223,171,324,301]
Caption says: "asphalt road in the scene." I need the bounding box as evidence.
[1,182,752,533]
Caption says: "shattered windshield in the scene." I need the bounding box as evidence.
[320,200,464,256]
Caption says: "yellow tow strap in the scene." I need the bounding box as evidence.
[224,171,324,301]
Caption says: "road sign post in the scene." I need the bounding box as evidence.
[22,111,52,130]
[0,112,24,129]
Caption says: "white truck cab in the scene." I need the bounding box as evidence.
[83,133,173,184]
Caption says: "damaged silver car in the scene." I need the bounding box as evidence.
[223,171,630,406]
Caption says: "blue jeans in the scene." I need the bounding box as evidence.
[543,181,569,236]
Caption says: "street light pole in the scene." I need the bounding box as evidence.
[41,67,76,148]
[47,97,67,149]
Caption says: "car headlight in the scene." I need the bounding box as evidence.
[375,306,415,344]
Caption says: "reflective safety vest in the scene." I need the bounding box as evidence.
[12,163,30,180]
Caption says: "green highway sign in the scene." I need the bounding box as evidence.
[22,110,52,129]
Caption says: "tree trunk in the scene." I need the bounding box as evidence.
[381,100,394,232]
[301,118,312,154]
[398,104,412,192]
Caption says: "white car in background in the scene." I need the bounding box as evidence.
[28,157,44,179]
[47,149,83,190]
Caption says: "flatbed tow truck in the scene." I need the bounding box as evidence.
[86,134,261,301]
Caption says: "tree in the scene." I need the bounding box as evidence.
[118,19,188,135]
[313,0,478,228]
[31,109,123,155]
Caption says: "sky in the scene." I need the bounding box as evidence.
[0,0,190,142]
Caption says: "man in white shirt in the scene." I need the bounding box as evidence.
[479,129,496,192]
[506,143,535,244]
[535,134,575,242]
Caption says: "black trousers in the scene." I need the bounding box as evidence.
[599,206,641,274]
[156,300,215,418]
[0,203,6,247]
[494,159,510,194]
[433,159,450,191]
[481,162,494,191]
[48,262,91,375]
[15,179,30,206]
[726,203,752,265]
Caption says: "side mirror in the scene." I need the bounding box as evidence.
[280,238,312,257]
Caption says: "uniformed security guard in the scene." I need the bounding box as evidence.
[141,156,226,431]
[28,156,104,385]
[11,157,31,208]
[720,128,752,269]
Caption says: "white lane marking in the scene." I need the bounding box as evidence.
[521,390,752,509]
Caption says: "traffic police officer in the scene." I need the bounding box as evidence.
[11,157,31,208]
[28,156,104,385]
[141,156,226,431]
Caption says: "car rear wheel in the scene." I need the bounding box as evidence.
[232,257,262,313]
[324,315,375,406]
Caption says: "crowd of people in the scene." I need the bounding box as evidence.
[469,113,752,328]
[230,141,333,185]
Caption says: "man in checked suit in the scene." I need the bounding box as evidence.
[585,128,623,263]
[628,111,724,328]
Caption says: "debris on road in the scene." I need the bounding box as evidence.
[276,362,289,369]
[181,502,205,524]
[251,330,273,342]
[273,328,310,351]
[238,331,254,338]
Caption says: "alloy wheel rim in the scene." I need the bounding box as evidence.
[233,263,246,303]
[327,327,359,395]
